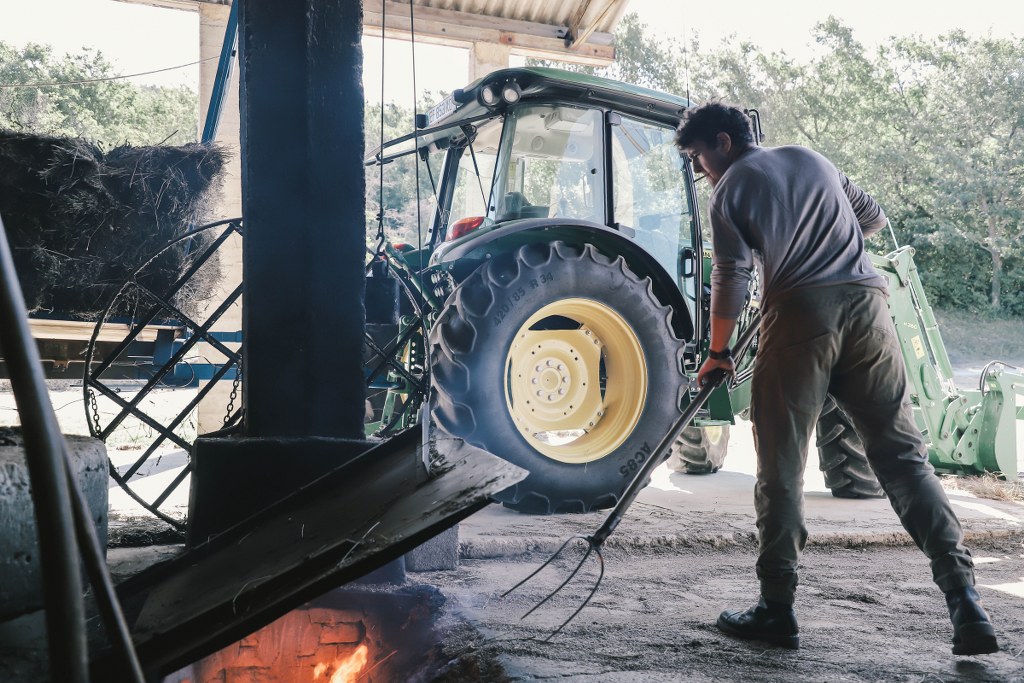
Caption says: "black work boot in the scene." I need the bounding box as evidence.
[717,597,799,649]
[946,585,999,655]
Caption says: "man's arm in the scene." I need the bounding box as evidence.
[697,191,753,386]
[839,171,887,238]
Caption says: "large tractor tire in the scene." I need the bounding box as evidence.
[429,241,687,514]
[665,425,729,474]
[815,395,885,499]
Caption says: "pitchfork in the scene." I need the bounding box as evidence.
[503,313,762,640]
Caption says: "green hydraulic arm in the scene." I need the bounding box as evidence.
[871,246,1022,479]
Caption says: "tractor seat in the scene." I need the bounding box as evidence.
[499,191,549,221]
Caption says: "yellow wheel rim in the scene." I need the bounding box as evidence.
[504,298,647,464]
[705,425,724,446]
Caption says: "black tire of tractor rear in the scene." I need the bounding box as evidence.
[665,424,730,474]
[815,394,885,499]
[429,241,687,514]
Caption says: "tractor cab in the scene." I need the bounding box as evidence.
[367,67,704,340]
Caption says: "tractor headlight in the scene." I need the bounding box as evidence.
[501,82,522,104]
[479,85,500,107]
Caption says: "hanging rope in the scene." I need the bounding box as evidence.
[373,1,388,258]
[410,0,423,261]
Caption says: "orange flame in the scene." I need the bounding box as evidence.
[313,644,369,683]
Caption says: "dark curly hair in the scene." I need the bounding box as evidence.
[675,103,754,151]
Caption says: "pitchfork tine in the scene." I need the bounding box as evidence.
[520,538,595,620]
[502,533,586,598]
[542,545,605,642]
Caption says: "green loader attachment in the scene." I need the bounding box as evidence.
[872,246,1022,479]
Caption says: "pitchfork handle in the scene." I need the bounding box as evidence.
[590,313,762,546]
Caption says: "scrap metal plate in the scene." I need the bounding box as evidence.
[90,429,525,679]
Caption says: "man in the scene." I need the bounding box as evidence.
[675,103,998,656]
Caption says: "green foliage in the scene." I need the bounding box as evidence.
[363,96,443,251]
[0,41,198,146]
[545,14,1024,314]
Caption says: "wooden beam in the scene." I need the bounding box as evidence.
[119,0,618,66]
[568,0,627,50]
[113,0,224,12]
[363,0,615,66]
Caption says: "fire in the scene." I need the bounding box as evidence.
[313,644,369,683]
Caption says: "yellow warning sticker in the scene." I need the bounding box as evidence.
[911,335,925,359]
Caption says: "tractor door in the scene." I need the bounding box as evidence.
[609,115,701,335]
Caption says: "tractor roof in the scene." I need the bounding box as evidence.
[368,67,693,163]
[444,66,692,126]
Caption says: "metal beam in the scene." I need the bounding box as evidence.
[363,0,615,66]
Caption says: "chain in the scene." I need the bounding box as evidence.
[88,386,102,437]
[224,350,242,425]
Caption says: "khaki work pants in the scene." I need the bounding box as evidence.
[749,284,975,605]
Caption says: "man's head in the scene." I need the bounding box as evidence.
[675,103,755,185]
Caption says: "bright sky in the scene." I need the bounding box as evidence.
[1,0,1020,106]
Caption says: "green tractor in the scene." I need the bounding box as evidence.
[364,67,1022,514]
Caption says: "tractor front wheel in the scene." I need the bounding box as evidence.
[429,241,687,514]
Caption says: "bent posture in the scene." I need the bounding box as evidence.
[675,103,997,656]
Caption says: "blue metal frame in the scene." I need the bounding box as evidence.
[201,0,239,144]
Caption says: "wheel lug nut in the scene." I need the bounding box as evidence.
[548,394,555,401]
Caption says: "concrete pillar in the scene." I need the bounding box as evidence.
[0,434,107,620]
[237,0,365,438]
[196,3,244,436]
[468,41,510,82]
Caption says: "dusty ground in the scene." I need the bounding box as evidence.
[424,537,1024,682]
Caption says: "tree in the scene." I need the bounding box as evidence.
[364,95,444,251]
[893,33,1024,311]
[0,41,198,146]
[586,16,1024,314]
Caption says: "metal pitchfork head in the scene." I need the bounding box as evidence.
[503,314,762,640]
[501,533,605,641]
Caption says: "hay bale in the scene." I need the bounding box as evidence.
[0,130,228,320]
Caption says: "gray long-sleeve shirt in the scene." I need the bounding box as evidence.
[709,145,888,318]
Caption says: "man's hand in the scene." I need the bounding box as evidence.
[697,355,735,388]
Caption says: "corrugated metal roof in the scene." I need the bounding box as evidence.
[364,0,632,66]
[424,0,628,37]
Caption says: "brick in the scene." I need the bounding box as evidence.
[319,622,364,645]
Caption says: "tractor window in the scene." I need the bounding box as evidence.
[447,118,502,229]
[610,117,693,284]
[491,105,605,223]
